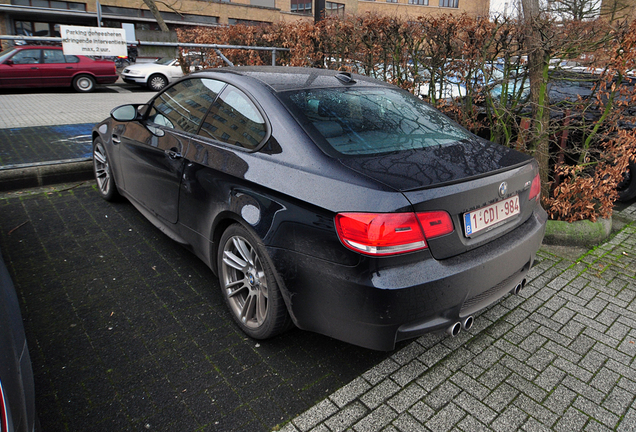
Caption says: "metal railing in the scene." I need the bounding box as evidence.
[0,35,290,66]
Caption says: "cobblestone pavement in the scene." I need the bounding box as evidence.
[2,186,634,432]
[281,204,636,432]
[2,85,636,432]
[0,184,395,432]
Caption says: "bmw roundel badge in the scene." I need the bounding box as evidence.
[498,182,508,198]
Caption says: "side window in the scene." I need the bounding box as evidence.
[65,55,80,63]
[11,50,40,64]
[146,78,225,133]
[199,86,267,150]
[43,49,66,64]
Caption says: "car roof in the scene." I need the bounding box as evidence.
[197,66,391,92]
[15,45,62,49]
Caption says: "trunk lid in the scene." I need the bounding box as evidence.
[338,139,540,260]
[337,138,531,191]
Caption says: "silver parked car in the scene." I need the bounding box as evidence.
[120,56,203,91]
[0,249,37,432]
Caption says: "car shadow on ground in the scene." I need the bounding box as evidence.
[0,184,401,431]
[0,83,149,95]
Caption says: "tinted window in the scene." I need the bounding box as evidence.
[0,47,18,63]
[283,87,470,156]
[147,78,225,133]
[11,49,40,64]
[199,86,267,149]
[43,49,65,64]
[155,58,175,66]
[65,55,79,63]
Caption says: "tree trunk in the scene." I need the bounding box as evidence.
[521,0,551,198]
[142,0,170,32]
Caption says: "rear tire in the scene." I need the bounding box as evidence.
[73,74,96,92]
[617,161,636,202]
[218,224,292,340]
[148,74,168,91]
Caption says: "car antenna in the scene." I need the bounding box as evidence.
[335,72,356,84]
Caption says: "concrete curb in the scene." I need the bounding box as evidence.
[0,159,94,192]
[543,216,612,246]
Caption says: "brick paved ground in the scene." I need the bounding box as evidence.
[1,86,636,432]
[3,185,634,432]
[281,205,636,432]
[0,184,395,432]
[0,124,94,166]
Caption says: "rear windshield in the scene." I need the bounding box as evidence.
[281,87,470,156]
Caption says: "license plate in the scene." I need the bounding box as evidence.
[463,195,520,237]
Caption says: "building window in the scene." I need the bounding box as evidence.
[228,18,271,25]
[291,0,312,13]
[11,0,86,9]
[14,21,62,36]
[385,0,397,3]
[99,6,218,25]
[408,0,428,4]
[439,0,458,7]
[325,1,344,16]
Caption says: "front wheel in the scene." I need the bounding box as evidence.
[93,138,119,201]
[73,74,96,92]
[218,224,292,340]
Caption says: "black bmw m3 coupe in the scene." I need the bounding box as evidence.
[92,67,547,350]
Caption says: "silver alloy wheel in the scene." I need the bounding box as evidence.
[221,235,269,329]
[74,75,95,92]
[148,74,168,91]
[93,141,111,195]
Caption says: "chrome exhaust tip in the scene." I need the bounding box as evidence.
[446,322,461,337]
[512,282,523,295]
[462,316,474,331]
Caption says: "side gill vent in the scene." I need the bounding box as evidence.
[335,72,356,84]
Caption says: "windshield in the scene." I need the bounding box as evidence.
[155,58,175,65]
[282,87,470,156]
[0,47,18,63]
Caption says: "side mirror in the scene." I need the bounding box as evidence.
[110,104,142,122]
[5,59,14,66]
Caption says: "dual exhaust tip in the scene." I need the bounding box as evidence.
[511,278,528,296]
[446,278,528,338]
[446,316,473,337]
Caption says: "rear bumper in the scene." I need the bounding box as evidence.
[268,207,547,351]
[96,75,119,85]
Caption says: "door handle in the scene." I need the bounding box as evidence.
[112,135,121,144]
[166,149,182,159]
[30,67,38,70]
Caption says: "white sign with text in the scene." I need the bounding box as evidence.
[60,25,127,57]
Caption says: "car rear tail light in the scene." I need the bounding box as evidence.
[417,211,454,239]
[529,173,541,201]
[1,380,8,432]
[335,211,453,256]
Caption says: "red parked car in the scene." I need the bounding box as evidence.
[0,45,118,92]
